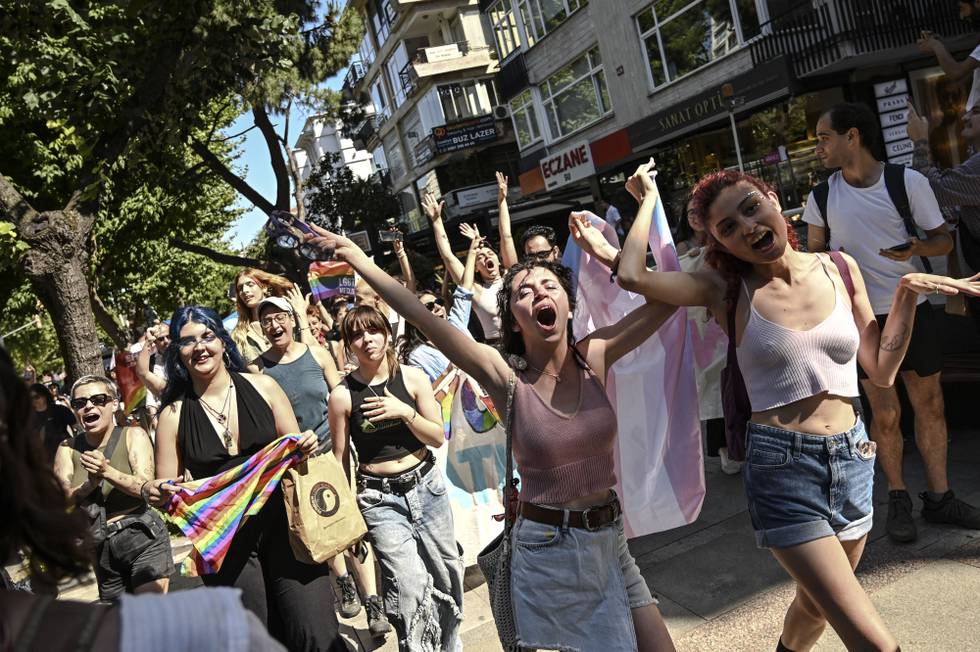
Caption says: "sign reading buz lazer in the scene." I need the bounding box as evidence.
[432,114,499,154]
[540,139,595,191]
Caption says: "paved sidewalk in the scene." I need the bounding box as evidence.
[37,425,980,651]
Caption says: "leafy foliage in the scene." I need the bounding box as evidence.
[304,152,400,233]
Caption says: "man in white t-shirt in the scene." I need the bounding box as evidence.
[596,197,624,241]
[918,3,980,110]
[805,102,980,544]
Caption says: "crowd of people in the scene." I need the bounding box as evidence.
[3,91,980,652]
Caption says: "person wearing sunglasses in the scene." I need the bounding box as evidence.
[53,375,172,602]
[398,222,480,382]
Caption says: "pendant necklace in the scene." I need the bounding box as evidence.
[200,382,234,449]
[527,363,562,382]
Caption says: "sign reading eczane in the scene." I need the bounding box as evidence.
[540,140,595,191]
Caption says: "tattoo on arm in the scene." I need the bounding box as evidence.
[880,324,910,352]
[912,140,931,171]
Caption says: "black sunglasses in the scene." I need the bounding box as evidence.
[423,298,445,311]
[70,393,113,410]
[266,211,332,261]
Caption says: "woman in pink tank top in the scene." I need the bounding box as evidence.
[308,197,680,649]
[605,163,980,652]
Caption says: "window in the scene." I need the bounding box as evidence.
[358,35,375,67]
[489,0,522,60]
[509,89,541,149]
[369,0,397,47]
[382,130,406,181]
[517,0,587,43]
[438,79,498,123]
[370,78,391,122]
[541,47,611,140]
[637,0,760,90]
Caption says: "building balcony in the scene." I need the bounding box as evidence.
[751,0,974,78]
[343,59,368,93]
[397,40,495,97]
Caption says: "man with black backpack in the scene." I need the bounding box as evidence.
[804,102,980,544]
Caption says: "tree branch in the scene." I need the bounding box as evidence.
[190,140,275,215]
[170,237,284,273]
[252,105,291,210]
[0,173,41,235]
[88,282,129,349]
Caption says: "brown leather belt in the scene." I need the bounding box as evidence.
[520,497,621,531]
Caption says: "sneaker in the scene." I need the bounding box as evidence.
[920,490,980,530]
[336,574,361,619]
[886,489,917,543]
[365,595,391,638]
[719,447,743,475]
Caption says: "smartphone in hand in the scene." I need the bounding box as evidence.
[888,241,913,252]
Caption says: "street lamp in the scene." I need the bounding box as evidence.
[721,83,745,172]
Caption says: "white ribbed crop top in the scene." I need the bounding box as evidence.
[735,256,860,412]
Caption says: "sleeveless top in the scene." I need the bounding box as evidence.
[260,345,330,445]
[70,427,143,517]
[472,278,503,340]
[511,361,618,504]
[346,368,425,464]
[735,255,860,412]
[178,372,277,480]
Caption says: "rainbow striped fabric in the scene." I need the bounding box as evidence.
[166,434,303,576]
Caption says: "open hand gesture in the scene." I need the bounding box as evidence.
[361,388,413,424]
[568,212,609,258]
[285,284,309,316]
[422,193,444,224]
[901,272,980,297]
[459,222,482,246]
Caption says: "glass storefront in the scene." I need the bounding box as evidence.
[910,66,971,169]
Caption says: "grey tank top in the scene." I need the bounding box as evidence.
[260,345,330,444]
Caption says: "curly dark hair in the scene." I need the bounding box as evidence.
[0,347,92,587]
[496,258,576,358]
[689,170,799,306]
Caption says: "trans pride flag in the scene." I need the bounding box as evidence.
[166,435,303,576]
[562,199,705,538]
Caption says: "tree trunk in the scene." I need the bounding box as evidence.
[24,213,104,383]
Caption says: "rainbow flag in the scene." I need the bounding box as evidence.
[166,435,303,576]
[308,261,356,303]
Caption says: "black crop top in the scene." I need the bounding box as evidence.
[178,372,277,480]
[346,368,426,464]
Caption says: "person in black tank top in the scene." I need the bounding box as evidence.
[145,306,345,652]
[330,306,464,650]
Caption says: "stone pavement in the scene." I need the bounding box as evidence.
[38,423,980,651]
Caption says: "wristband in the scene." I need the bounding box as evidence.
[408,409,417,424]
[609,251,622,283]
[140,480,152,505]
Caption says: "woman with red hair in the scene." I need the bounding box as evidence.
[601,162,980,651]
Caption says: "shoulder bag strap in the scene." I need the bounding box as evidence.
[502,371,517,535]
[812,180,831,247]
[884,163,933,273]
[827,251,856,298]
[12,595,55,652]
[726,290,739,357]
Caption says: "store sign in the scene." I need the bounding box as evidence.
[432,115,498,154]
[453,183,498,209]
[627,56,794,149]
[540,140,595,191]
[874,78,912,166]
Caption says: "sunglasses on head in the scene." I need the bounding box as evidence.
[70,394,112,410]
[423,297,445,311]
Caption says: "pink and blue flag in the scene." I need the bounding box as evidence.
[562,194,705,538]
[166,435,303,576]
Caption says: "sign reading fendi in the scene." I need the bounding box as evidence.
[432,115,498,154]
[540,140,595,190]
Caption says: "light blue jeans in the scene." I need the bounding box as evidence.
[357,463,464,652]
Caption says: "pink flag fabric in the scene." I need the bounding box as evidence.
[564,202,705,538]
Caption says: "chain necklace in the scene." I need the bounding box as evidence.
[527,363,562,382]
[199,382,234,449]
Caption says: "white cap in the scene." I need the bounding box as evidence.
[257,296,293,315]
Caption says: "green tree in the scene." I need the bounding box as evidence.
[304,152,400,234]
[0,1,357,381]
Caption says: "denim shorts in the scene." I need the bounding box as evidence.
[96,509,174,602]
[510,507,655,652]
[743,419,876,549]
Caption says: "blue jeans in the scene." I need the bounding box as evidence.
[357,463,463,652]
[743,419,876,549]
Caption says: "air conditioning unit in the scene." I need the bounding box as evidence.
[493,104,510,120]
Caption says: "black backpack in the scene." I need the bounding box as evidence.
[811,163,933,273]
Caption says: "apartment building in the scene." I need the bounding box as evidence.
[293,115,376,184]
[343,0,523,239]
[482,0,977,233]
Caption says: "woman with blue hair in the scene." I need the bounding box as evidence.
[143,306,345,652]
